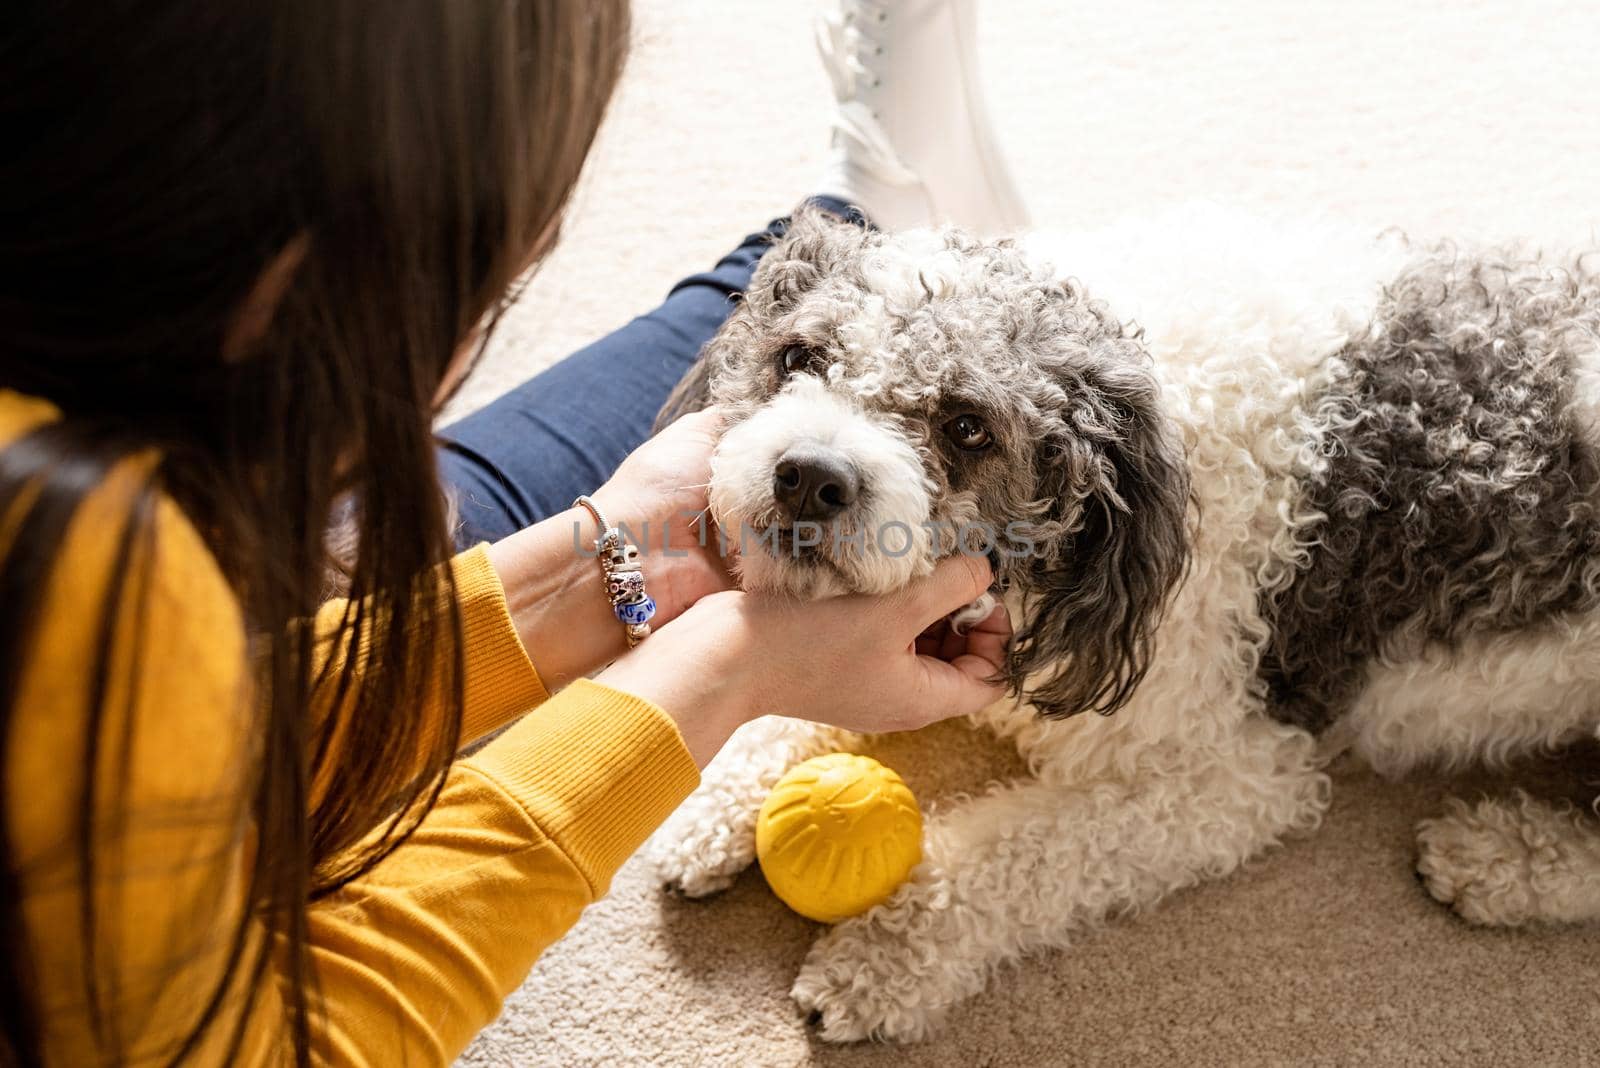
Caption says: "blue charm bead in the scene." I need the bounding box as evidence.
[614,597,656,626]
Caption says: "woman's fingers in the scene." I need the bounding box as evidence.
[914,624,947,658]
[658,404,724,436]
[946,602,1011,680]
[899,601,1012,728]
[908,641,1010,725]
[895,553,995,637]
[937,619,967,661]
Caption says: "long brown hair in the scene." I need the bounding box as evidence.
[0,2,629,1063]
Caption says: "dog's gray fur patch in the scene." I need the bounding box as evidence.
[1262,248,1600,733]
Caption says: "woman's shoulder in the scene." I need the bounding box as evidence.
[3,390,259,1061]
[3,388,252,865]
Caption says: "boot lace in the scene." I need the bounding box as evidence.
[815,0,919,187]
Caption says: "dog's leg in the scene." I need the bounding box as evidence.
[1417,790,1600,926]
[792,718,1327,1042]
[651,715,854,897]
[1343,623,1600,923]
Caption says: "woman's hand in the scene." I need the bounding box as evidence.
[488,408,1011,761]
[486,409,730,689]
[588,408,731,626]
[595,554,1013,767]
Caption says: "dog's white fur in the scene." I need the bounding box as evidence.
[651,206,1600,1042]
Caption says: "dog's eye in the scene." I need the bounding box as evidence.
[945,414,992,451]
[779,344,826,378]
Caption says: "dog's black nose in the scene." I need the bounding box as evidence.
[773,445,859,522]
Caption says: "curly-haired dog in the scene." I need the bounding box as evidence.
[649,205,1600,1041]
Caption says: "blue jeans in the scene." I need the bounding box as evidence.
[437,197,859,548]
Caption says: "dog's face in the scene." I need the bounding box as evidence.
[677,210,1190,716]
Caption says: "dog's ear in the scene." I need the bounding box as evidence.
[653,206,866,433]
[1006,334,1191,719]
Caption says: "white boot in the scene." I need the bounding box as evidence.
[814,0,1031,236]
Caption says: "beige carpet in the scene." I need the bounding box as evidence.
[455,1,1600,1064]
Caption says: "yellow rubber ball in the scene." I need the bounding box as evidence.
[755,753,923,924]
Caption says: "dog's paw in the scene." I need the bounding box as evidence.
[788,877,978,1044]
[650,799,760,899]
[792,919,938,1043]
[1415,791,1598,927]
[651,827,755,899]
[653,717,850,898]
[658,862,740,899]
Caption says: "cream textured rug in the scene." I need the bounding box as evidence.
[454,2,1600,1064]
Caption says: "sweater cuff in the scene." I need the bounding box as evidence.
[452,544,550,743]
[462,678,700,897]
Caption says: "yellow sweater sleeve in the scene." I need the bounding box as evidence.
[443,545,554,740]
[3,391,702,1066]
[302,682,699,1065]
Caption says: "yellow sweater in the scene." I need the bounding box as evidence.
[1,390,701,1065]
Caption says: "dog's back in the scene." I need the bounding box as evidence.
[1263,249,1600,735]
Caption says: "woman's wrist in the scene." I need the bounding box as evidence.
[484,504,629,690]
[482,407,735,709]
[485,489,727,690]
[590,596,757,768]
